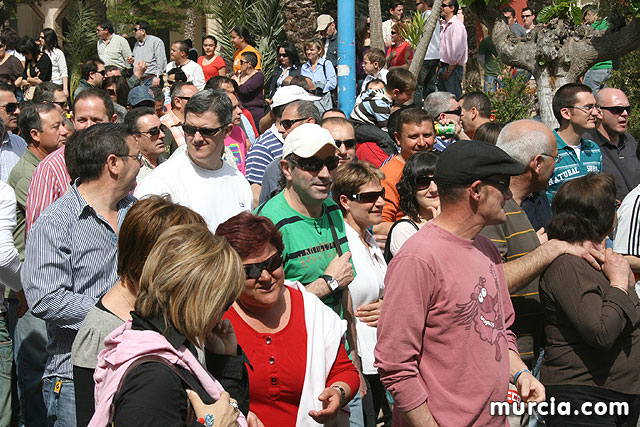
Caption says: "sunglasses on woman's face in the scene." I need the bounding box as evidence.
[347,188,385,203]
[278,52,289,58]
[416,176,434,191]
[243,252,283,280]
[291,155,340,172]
[106,89,117,96]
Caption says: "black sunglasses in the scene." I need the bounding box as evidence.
[3,102,18,114]
[415,176,434,191]
[106,88,117,95]
[482,177,510,193]
[244,252,283,279]
[443,107,462,116]
[278,52,289,57]
[139,127,161,136]
[291,155,340,172]
[183,124,227,137]
[347,188,385,203]
[390,31,397,35]
[94,70,106,77]
[49,100,68,109]
[598,105,632,115]
[334,138,357,149]
[280,117,309,130]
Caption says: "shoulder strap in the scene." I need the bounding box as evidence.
[384,218,419,263]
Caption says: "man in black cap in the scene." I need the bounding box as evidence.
[375,141,545,427]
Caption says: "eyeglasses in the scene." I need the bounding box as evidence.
[565,104,599,113]
[39,35,45,40]
[347,188,385,203]
[176,96,192,101]
[240,60,249,64]
[280,117,309,130]
[415,176,434,191]
[96,28,105,32]
[540,152,561,164]
[94,70,106,77]
[49,101,68,109]
[0,44,6,49]
[615,199,622,209]
[106,88,117,96]
[183,124,227,137]
[133,27,141,32]
[443,107,462,116]
[415,1,423,5]
[334,138,357,149]
[443,3,455,7]
[278,52,289,58]
[243,251,283,280]
[2,102,18,114]
[390,31,397,35]
[522,14,533,18]
[598,105,632,115]
[139,127,162,136]
[482,177,510,193]
[117,153,144,162]
[290,155,340,172]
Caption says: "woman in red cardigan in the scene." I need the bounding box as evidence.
[217,212,360,427]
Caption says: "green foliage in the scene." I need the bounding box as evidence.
[400,10,428,50]
[106,0,202,32]
[609,53,640,139]
[537,0,583,25]
[488,63,536,123]
[207,0,285,87]
[62,1,98,98]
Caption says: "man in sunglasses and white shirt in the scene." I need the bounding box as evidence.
[584,87,639,202]
[134,89,252,232]
[0,81,25,182]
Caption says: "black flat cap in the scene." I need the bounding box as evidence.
[434,140,526,185]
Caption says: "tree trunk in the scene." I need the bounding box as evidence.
[463,8,481,90]
[184,6,197,40]
[534,67,570,128]
[408,0,443,77]
[282,0,317,57]
[369,0,384,52]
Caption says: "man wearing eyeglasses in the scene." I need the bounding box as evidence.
[73,59,105,98]
[321,117,356,167]
[437,0,467,99]
[22,124,139,427]
[0,82,25,182]
[135,89,252,232]
[96,21,132,73]
[424,91,469,151]
[546,83,602,204]
[123,107,166,183]
[159,81,198,149]
[583,88,640,201]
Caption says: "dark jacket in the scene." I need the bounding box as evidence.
[268,63,301,99]
[322,34,338,68]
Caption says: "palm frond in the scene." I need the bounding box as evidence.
[62,1,98,98]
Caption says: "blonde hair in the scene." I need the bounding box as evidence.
[304,39,325,57]
[135,224,245,346]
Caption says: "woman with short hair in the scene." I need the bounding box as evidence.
[540,173,640,426]
[216,212,359,427]
[232,51,264,125]
[301,39,336,113]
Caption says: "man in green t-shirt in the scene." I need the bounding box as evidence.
[477,35,501,93]
[256,122,354,312]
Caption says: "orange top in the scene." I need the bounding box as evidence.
[380,156,406,222]
[233,45,262,73]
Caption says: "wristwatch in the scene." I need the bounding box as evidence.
[322,274,340,292]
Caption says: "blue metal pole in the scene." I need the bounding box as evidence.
[337,0,356,116]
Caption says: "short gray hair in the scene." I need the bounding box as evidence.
[184,89,232,125]
[287,100,321,123]
[496,120,553,166]
[424,92,455,118]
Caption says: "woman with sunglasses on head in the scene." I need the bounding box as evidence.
[267,42,301,102]
[40,28,68,98]
[386,22,413,70]
[89,222,249,427]
[16,37,52,100]
[0,35,23,87]
[198,35,226,83]
[232,51,264,125]
[216,212,360,427]
[332,162,393,426]
[301,39,336,114]
[72,196,250,427]
[386,151,440,261]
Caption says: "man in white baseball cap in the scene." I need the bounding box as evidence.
[316,14,338,67]
[246,85,320,206]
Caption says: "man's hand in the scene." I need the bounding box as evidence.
[16,290,28,318]
[308,387,342,424]
[127,55,135,65]
[324,252,354,289]
[355,298,382,327]
[152,76,160,87]
[134,61,147,77]
[442,66,454,80]
[555,240,604,271]
[536,227,548,244]
[516,371,545,403]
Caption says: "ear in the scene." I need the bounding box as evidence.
[223,123,233,138]
[471,107,478,120]
[339,194,350,212]
[280,158,293,182]
[469,180,483,201]
[105,153,120,176]
[392,88,401,98]
[532,154,544,173]
[560,107,572,122]
[110,114,118,123]
[30,128,40,144]
[394,131,401,146]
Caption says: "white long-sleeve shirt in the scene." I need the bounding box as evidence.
[0,181,21,311]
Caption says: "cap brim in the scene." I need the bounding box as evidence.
[293,141,338,158]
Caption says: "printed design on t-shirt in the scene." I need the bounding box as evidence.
[226,142,244,166]
[288,240,338,269]
[453,264,507,362]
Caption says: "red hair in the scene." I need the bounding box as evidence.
[216,212,284,259]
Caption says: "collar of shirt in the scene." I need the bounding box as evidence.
[131,311,192,351]
[268,123,285,143]
[69,180,136,222]
[591,128,627,151]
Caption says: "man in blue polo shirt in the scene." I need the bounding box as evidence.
[546,83,602,204]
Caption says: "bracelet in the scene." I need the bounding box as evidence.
[332,385,347,407]
[513,369,531,385]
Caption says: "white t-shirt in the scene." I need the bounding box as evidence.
[166,60,205,90]
[134,149,252,232]
[345,224,386,374]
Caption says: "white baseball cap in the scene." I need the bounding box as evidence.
[282,123,338,158]
[316,14,334,32]
[271,85,321,108]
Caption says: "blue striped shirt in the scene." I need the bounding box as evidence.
[245,125,284,185]
[21,183,135,379]
[546,130,602,204]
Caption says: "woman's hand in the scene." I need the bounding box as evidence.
[205,318,238,355]
[308,387,343,424]
[187,390,239,427]
[355,299,382,327]
[247,411,265,427]
[602,248,631,294]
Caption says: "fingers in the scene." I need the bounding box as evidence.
[186,389,205,413]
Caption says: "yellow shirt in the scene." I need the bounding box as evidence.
[233,45,262,73]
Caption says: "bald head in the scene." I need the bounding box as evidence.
[595,87,630,137]
[497,119,556,166]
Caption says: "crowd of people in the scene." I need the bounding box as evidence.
[0,4,637,427]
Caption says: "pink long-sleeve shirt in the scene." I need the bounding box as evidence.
[375,222,518,427]
[439,15,468,66]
